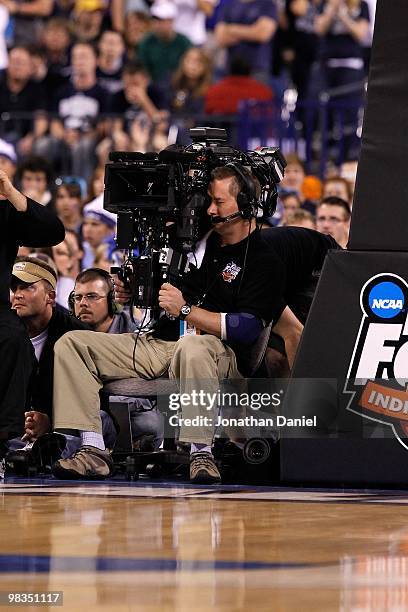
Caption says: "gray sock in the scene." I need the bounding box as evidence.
[190,443,212,455]
[80,432,105,451]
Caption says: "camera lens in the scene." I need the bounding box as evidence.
[243,438,271,464]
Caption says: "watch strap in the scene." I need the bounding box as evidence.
[179,303,192,320]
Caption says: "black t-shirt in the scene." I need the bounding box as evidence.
[0,74,46,113]
[285,0,318,61]
[43,62,71,110]
[0,199,65,308]
[155,228,287,342]
[0,74,47,137]
[108,84,166,115]
[318,1,370,60]
[96,65,124,95]
[51,82,110,128]
[261,226,340,321]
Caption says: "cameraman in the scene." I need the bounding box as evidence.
[51,165,287,484]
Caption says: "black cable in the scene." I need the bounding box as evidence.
[132,307,149,373]
[236,220,252,298]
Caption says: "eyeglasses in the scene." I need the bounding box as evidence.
[72,293,108,304]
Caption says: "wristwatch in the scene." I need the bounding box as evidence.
[179,303,192,320]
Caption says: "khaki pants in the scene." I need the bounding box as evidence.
[53,331,242,446]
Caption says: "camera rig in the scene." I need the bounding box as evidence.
[104,127,286,314]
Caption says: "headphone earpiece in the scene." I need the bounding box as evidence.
[108,289,119,316]
[68,291,75,316]
[225,162,257,219]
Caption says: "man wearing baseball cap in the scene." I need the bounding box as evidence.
[12,257,58,291]
[6,258,118,474]
[4,256,89,472]
[0,169,64,445]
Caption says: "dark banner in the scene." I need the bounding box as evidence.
[350,0,408,250]
[281,250,408,486]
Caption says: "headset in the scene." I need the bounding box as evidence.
[210,162,259,225]
[226,162,258,219]
[68,268,119,317]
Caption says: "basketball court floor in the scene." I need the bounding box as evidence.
[0,477,406,611]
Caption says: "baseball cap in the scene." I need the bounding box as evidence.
[0,139,17,164]
[12,258,58,290]
[150,1,177,20]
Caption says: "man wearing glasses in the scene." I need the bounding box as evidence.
[70,268,163,453]
[316,196,351,249]
[71,268,138,334]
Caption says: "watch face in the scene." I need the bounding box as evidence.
[181,305,191,315]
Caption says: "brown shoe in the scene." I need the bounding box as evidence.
[52,446,113,480]
[190,452,221,484]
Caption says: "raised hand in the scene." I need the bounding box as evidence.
[0,169,15,201]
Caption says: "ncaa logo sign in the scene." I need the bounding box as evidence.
[344,273,408,449]
[368,281,404,318]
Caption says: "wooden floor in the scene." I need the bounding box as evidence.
[0,479,408,611]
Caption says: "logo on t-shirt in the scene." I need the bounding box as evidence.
[221,262,241,283]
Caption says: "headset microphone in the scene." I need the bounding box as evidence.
[210,210,246,224]
[210,163,257,225]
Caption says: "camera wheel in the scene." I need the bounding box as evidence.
[145,463,163,478]
[125,456,139,481]
[243,438,271,465]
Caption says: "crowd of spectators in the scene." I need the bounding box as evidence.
[0,0,375,288]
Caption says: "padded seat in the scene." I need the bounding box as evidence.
[103,323,273,398]
[103,374,177,398]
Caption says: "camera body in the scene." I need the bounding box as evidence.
[104,127,286,311]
